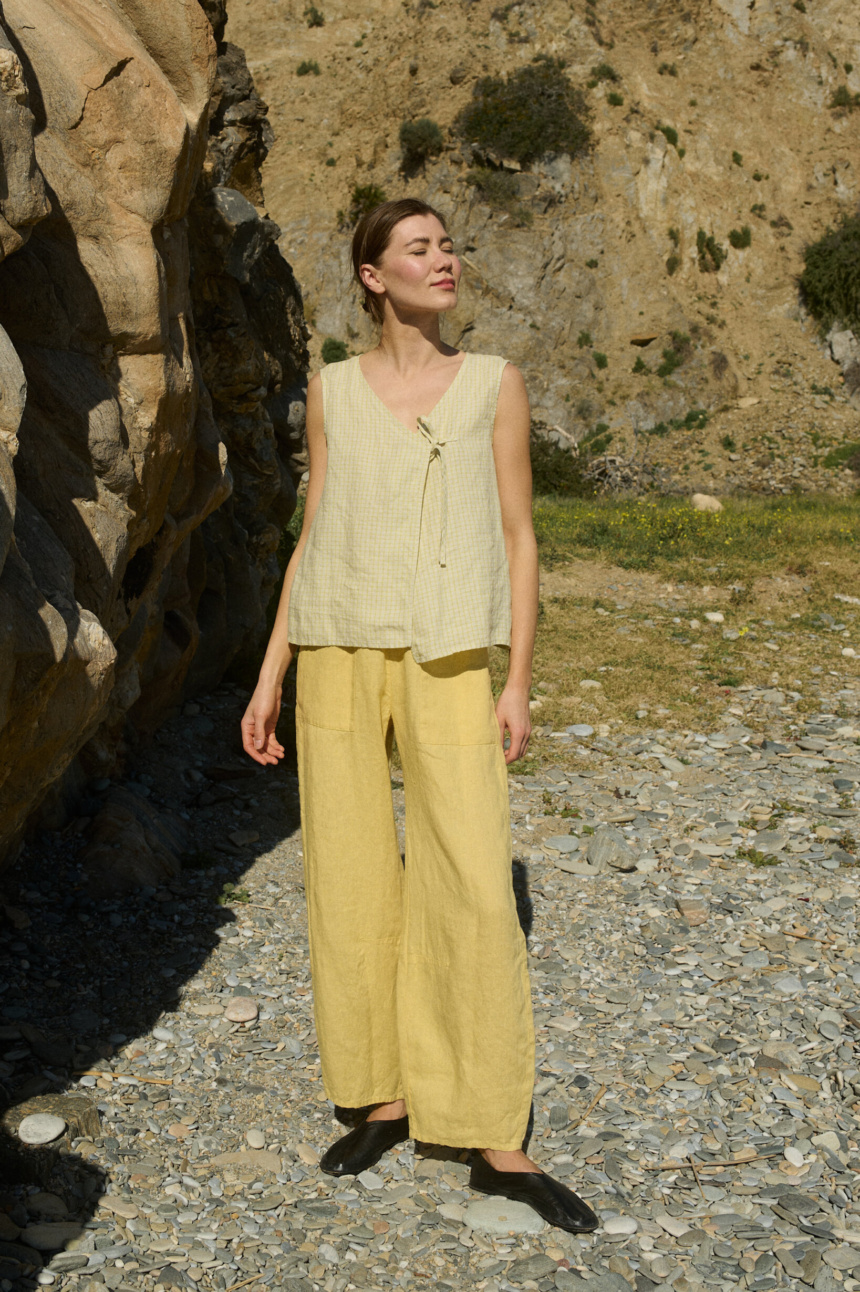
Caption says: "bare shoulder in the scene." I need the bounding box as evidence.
[495,361,530,426]
[307,371,323,397]
[499,361,528,398]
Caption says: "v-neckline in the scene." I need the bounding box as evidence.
[356,351,470,434]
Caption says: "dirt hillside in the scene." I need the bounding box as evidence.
[227,0,860,495]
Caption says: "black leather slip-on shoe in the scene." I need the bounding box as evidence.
[469,1154,599,1233]
[319,1115,410,1177]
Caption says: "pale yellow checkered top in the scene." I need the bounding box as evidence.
[288,351,512,663]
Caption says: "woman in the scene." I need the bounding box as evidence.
[241,198,598,1234]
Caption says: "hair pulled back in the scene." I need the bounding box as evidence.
[351,198,448,325]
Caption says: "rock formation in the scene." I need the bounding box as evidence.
[0,0,307,867]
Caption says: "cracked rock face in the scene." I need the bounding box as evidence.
[0,1,307,865]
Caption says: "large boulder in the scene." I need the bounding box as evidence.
[0,1,307,866]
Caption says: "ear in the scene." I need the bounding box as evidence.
[359,262,386,298]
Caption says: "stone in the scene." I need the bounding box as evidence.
[545,835,582,853]
[812,1131,841,1154]
[704,611,725,623]
[760,1039,805,1069]
[823,1249,860,1271]
[508,1253,558,1282]
[224,996,258,1023]
[21,1222,82,1251]
[17,1114,66,1146]
[579,679,602,690]
[655,1214,691,1238]
[356,1170,384,1190]
[97,1198,138,1220]
[586,825,637,871]
[25,1195,68,1219]
[691,494,723,512]
[676,896,708,925]
[462,1197,548,1235]
[566,724,595,737]
[603,1214,638,1234]
[246,1129,265,1149]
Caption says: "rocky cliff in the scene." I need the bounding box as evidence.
[228,0,859,496]
[0,0,307,866]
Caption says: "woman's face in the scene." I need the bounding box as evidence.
[362,213,461,318]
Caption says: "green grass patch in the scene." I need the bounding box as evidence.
[532,494,858,579]
[821,440,860,470]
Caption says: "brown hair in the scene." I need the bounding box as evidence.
[351,198,448,325]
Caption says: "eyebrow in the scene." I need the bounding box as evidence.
[404,235,454,246]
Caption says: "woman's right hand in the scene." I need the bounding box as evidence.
[241,682,286,766]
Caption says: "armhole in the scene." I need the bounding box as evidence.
[491,356,512,439]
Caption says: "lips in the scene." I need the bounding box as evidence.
[433,280,456,289]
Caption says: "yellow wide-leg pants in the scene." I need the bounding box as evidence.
[295,645,535,1150]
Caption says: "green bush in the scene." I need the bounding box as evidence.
[585,258,598,268]
[607,91,623,106]
[577,330,593,348]
[454,55,592,167]
[321,338,349,364]
[466,168,532,225]
[297,59,320,76]
[721,434,736,451]
[590,62,619,84]
[593,351,608,370]
[305,4,324,26]
[729,225,752,249]
[656,123,678,148]
[799,212,860,333]
[830,85,860,111]
[632,356,649,374]
[732,150,743,166]
[656,330,692,378]
[751,202,766,218]
[697,229,726,272]
[529,431,593,497]
[646,407,709,436]
[668,226,680,247]
[666,254,680,276]
[399,118,444,174]
[658,62,678,77]
[346,183,387,226]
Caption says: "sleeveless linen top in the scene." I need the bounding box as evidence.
[288,351,512,664]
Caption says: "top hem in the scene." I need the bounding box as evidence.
[291,635,512,664]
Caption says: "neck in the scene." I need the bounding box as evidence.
[375,309,456,371]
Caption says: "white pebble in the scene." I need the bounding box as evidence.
[784,1145,804,1167]
[246,1129,265,1149]
[17,1114,66,1146]
[704,611,724,624]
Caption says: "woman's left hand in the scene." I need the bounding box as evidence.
[496,685,532,765]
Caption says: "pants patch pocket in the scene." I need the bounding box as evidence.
[297,646,355,732]
[418,649,497,745]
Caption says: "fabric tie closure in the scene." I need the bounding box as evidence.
[417,416,453,568]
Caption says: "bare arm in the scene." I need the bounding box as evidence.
[240,373,328,765]
[492,362,538,765]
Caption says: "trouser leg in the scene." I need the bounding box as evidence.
[296,646,404,1106]
[390,648,535,1150]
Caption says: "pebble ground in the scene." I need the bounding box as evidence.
[1,664,858,1292]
